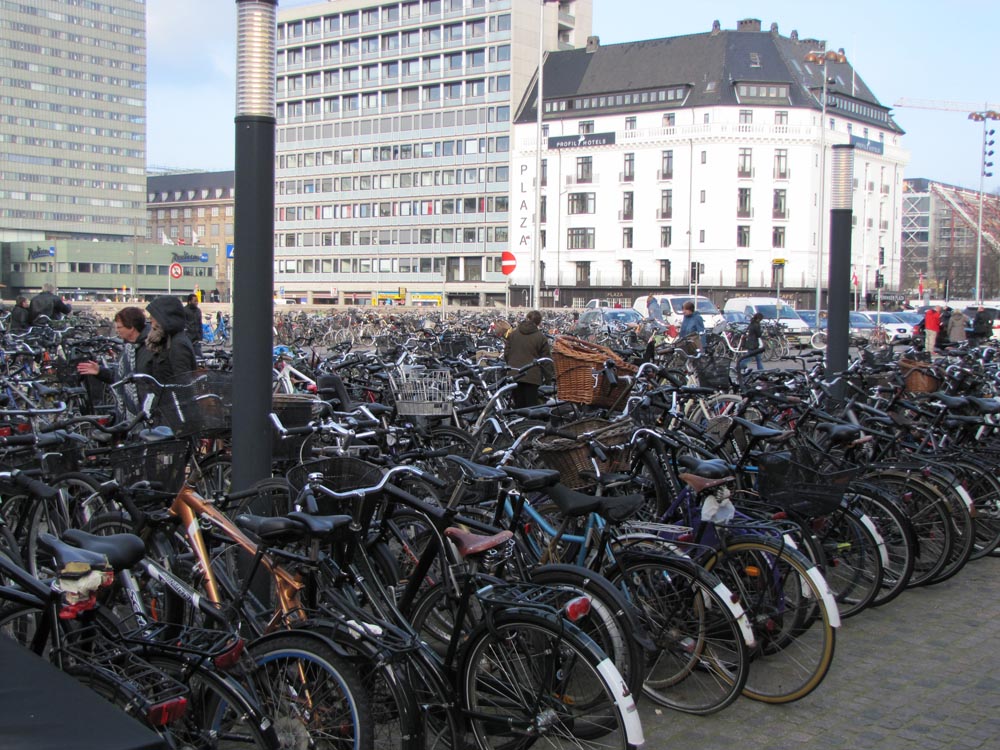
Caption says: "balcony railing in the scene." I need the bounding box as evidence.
[737,208,753,219]
[619,171,634,183]
[656,208,672,220]
[774,168,790,179]
[657,169,673,180]
[773,209,789,220]
[618,210,633,221]
[737,167,754,178]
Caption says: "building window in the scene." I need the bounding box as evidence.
[625,116,637,130]
[568,192,595,214]
[621,192,633,221]
[772,263,785,288]
[539,195,546,223]
[663,113,675,127]
[736,259,750,288]
[623,153,634,181]
[540,159,547,186]
[568,228,595,249]
[659,190,672,219]
[575,156,593,183]
[739,109,752,124]
[660,150,673,180]
[579,120,594,135]
[737,225,750,248]
[575,261,591,286]
[738,147,753,177]
[623,227,633,249]
[772,226,786,248]
[737,187,752,218]
[773,189,787,219]
[622,260,633,287]
[660,226,672,248]
[659,260,671,286]
[700,150,707,164]
[774,148,788,179]
[700,190,706,204]
[699,229,705,243]
[775,110,788,126]
[691,261,703,283]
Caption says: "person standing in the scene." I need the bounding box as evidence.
[679,300,706,352]
[646,294,663,323]
[184,293,204,357]
[947,307,968,345]
[924,305,941,352]
[76,307,147,421]
[739,312,765,372]
[28,283,71,324]
[8,296,31,333]
[973,306,993,344]
[503,310,552,409]
[140,296,197,384]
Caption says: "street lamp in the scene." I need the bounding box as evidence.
[968,109,1000,303]
[804,47,847,312]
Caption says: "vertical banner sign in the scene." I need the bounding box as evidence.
[514,159,537,284]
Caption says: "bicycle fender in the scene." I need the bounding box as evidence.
[250,625,353,660]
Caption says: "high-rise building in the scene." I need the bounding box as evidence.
[510,19,909,308]
[274,0,591,306]
[0,0,147,244]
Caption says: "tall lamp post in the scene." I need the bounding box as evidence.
[231,0,277,491]
[804,47,846,312]
[969,109,1000,303]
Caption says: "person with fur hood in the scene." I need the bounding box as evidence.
[139,295,197,385]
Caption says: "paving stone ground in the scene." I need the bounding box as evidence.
[638,557,1000,750]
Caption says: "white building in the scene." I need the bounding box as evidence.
[273,0,592,306]
[510,19,910,308]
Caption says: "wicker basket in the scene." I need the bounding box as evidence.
[899,357,940,394]
[552,336,638,409]
[533,418,635,489]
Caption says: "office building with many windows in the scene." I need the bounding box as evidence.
[510,19,909,309]
[273,0,591,306]
[0,0,146,246]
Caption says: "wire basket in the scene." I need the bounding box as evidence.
[389,369,453,417]
[157,370,234,437]
[286,455,385,517]
[438,334,474,358]
[93,438,192,494]
[693,354,733,391]
[532,418,635,490]
[755,449,860,515]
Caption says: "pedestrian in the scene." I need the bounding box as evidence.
[76,307,147,421]
[209,288,221,303]
[924,305,941,352]
[947,307,968,345]
[140,295,197,385]
[184,293,204,357]
[973,305,992,344]
[739,312,765,372]
[646,294,663,323]
[8,296,31,333]
[678,300,706,352]
[503,309,552,409]
[28,283,72,324]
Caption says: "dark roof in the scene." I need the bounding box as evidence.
[515,27,902,134]
[147,170,235,195]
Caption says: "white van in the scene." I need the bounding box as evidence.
[723,296,812,345]
[632,294,724,330]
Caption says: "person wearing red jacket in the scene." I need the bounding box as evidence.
[924,305,942,352]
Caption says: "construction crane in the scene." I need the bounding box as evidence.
[893,98,1000,113]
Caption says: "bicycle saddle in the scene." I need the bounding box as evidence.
[286,511,354,539]
[501,465,562,491]
[443,454,507,482]
[814,423,863,445]
[677,455,734,478]
[37,532,109,575]
[967,395,1000,414]
[235,514,311,542]
[731,416,794,443]
[61,529,145,571]
[545,483,646,523]
[930,392,968,410]
[444,527,513,557]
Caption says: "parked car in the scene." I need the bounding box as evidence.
[858,312,912,344]
[579,307,643,330]
[632,294,725,330]
[724,297,812,346]
[798,310,873,346]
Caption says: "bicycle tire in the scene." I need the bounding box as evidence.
[808,507,884,618]
[703,537,838,704]
[909,466,974,585]
[607,552,749,715]
[460,609,641,750]
[952,458,1000,560]
[845,484,917,607]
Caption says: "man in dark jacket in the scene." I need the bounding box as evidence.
[184,293,204,356]
[9,296,31,333]
[503,310,552,408]
[973,306,993,344]
[28,284,71,324]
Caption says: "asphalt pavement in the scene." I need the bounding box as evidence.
[637,556,1000,749]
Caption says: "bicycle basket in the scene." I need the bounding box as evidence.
[286,455,384,517]
[157,370,234,437]
[96,438,191,494]
[389,369,453,417]
[532,418,634,490]
[271,393,321,461]
[693,354,733,391]
[755,449,860,515]
[552,336,637,409]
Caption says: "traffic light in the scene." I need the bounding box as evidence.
[874,271,884,289]
[878,247,885,266]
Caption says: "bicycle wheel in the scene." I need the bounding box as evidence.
[914,468,974,586]
[460,610,641,750]
[809,507,884,618]
[952,459,1000,561]
[845,484,917,607]
[248,633,373,750]
[810,331,828,350]
[608,552,749,715]
[703,537,838,704]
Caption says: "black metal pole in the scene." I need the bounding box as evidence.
[231,0,277,492]
[826,144,855,396]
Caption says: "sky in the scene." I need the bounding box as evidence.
[148,0,999,191]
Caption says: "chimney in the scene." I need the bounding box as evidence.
[585,35,599,53]
[710,20,721,35]
[770,22,779,35]
[737,18,762,32]
[790,29,798,41]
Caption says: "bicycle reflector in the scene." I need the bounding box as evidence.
[213,638,246,671]
[563,595,592,623]
[147,697,189,727]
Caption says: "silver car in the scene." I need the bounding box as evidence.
[859,312,911,343]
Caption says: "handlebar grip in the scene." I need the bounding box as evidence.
[12,471,60,500]
[0,434,38,447]
[544,427,579,441]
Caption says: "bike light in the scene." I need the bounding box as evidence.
[771,511,788,520]
[213,638,246,671]
[563,595,592,622]
[147,697,189,727]
[307,383,318,393]
[744,565,761,577]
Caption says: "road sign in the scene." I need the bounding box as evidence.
[553,288,560,300]
[501,251,516,276]
[169,263,183,280]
